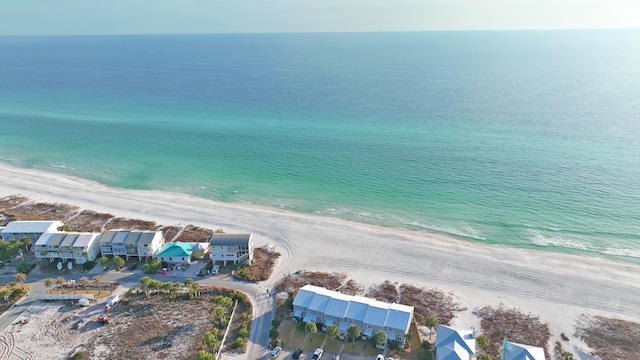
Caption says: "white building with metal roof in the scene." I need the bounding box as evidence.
[99,229,164,260]
[34,231,101,264]
[1,220,64,247]
[209,233,253,265]
[292,285,414,344]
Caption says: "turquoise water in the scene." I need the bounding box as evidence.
[1,30,639,262]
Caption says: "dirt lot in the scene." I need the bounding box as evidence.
[0,286,251,360]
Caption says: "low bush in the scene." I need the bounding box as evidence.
[82,261,96,271]
[232,337,246,349]
[16,262,34,274]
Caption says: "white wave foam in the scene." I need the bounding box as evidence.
[405,220,486,240]
[48,164,76,170]
[530,232,590,250]
[601,248,640,258]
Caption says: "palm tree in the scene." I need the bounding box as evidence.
[140,276,152,296]
[44,278,54,294]
[100,256,110,268]
[56,276,66,294]
[561,351,574,360]
[79,276,90,291]
[373,330,387,346]
[20,236,31,252]
[327,324,339,342]
[305,321,318,334]
[191,282,200,297]
[476,334,490,351]
[92,275,102,295]
[347,325,360,343]
[15,272,26,289]
[203,331,219,353]
[0,289,11,302]
[424,316,437,340]
[477,354,491,360]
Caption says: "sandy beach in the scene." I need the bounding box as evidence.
[1,162,639,357]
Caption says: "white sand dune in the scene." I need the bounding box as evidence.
[1,162,639,356]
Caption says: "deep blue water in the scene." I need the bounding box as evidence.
[1,30,639,262]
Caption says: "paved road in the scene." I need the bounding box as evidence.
[0,269,272,359]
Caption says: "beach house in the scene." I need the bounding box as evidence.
[209,233,253,265]
[434,324,477,360]
[1,220,64,248]
[33,232,101,264]
[99,229,164,260]
[156,242,193,265]
[500,340,546,360]
[292,285,414,344]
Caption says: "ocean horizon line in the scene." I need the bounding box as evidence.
[1,26,638,38]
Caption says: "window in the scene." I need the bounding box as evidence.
[367,324,372,328]
[336,318,342,322]
[348,319,353,323]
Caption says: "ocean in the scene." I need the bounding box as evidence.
[1,30,639,263]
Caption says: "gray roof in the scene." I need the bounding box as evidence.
[74,233,100,247]
[35,233,55,246]
[113,231,129,244]
[210,233,252,246]
[2,220,63,234]
[49,233,67,247]
[99,230,117,244]
[60,233,79,247]
[125,231,143,245]
[138,231,158,245]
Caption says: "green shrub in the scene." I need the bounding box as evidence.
[143,259,162,274]
[16,262,34,274]
[297,321,306,331]
[269,329,279,338]
[10,288,26,301]
[232,337,246,349]
[284,298,293,309]
[82,261,96,271]
[271,319,281,328]
[70,351,89,360]
[238,326,249,339]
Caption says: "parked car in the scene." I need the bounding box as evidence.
[375,355,385,360]
[269,346,282,358]
[332,353,341,360]
[311,348,324,360]
[292,348,304,359]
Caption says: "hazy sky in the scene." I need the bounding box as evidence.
[0,0,638,36]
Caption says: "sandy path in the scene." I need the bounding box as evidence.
[1,162,639,356]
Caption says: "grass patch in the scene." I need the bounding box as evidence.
[48,289,112,299]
